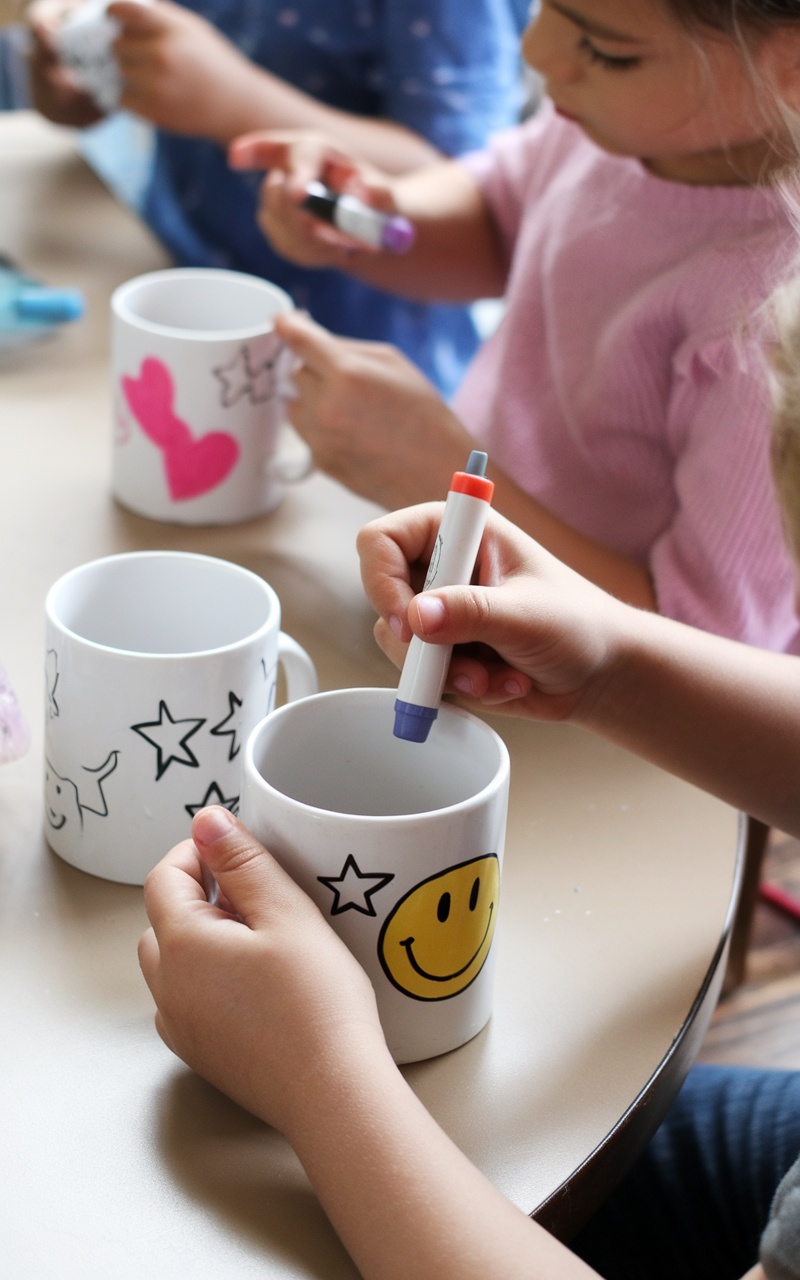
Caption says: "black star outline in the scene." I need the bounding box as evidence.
[131,700,206,781]
[213,344,280,408]
[318,854,395,918]
[185,780,239,819]
[210,691,243,761]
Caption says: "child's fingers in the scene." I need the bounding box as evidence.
[137,925,159,988]
[357,504,446,619]
[228,132,291,172]
[107,0,163,32]
[142,838,210,934]
[190,807,318,932]
[373,615,411,663]
[408,582,532,651]
[274,311,353,376]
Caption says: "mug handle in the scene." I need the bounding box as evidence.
[278,631,318,703]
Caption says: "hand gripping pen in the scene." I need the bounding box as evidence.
[393,451,494,743]
[301,180,415,253]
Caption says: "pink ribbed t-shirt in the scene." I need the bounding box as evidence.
[455,103,800,650]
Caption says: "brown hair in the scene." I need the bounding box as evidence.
[665,0,800,33]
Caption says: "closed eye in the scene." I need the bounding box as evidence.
[579,35,640,71]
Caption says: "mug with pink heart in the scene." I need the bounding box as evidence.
[111,268,311,524]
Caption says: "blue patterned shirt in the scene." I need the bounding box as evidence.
[143,0,529,396]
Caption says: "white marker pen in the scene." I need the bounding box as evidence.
[301,180,415,253]
[393,451,494,743]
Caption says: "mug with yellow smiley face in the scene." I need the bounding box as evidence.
[241,686,509,1064]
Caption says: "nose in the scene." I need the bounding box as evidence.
[522,6,582,84]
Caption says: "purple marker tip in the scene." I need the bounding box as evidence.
[381,216,416,254]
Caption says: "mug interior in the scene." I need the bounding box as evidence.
[112,269,293,338]
[249,689,506,816]
[48,553,276,654]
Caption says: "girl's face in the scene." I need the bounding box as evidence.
[523,0,793,184]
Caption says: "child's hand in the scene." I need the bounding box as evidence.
[229,130,399,267]
[109,0,254,141]
[273,311,472,507]
[358,505,623,719]
[27,0,105,125]
[138,807,385,1138]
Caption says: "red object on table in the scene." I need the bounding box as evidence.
[759,880,800,922]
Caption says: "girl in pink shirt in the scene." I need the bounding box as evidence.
[231,0,800,652]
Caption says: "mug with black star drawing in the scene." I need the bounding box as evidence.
[240,687,509,1064]
[44,550,317,884]
[111,267,311,524]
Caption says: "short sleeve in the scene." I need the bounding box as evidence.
[379,0,526,155]
[651,329,800,651]
[761,1153,800,1280]
[0,26,31,110]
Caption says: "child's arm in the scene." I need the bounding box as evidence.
[108,0,441,170]
[139,807,600,1280]
[228,131,508,303]
[275,313,657,610]
[358,504,800,838]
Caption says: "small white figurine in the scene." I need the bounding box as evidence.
[0,663,28,764]
[55,0,150,114]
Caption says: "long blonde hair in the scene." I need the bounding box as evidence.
[770,276,800,559]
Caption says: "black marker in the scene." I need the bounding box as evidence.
[301,180,415,253]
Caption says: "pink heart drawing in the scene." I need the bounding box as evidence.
[121,357,240,501]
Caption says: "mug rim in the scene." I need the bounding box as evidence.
[110,267,294,343]
[243,686,510,824]
[45,550,280,658]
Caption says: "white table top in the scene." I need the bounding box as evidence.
[0,114,742,1277]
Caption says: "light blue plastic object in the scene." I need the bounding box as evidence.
[0,258,85,348]
[15,287,84,322]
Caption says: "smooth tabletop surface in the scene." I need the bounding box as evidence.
[0,115,742,1278]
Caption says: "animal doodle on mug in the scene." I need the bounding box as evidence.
[184,780,240,820]
[131,699,206,781]
[121,357,240,501]
[317,855,395,918]
[209,691,243,761]
[213,343,282,407]
[45,751,120,832]
[378,854,500,1001]
[45,648,60,719]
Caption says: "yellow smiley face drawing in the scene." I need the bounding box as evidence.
[378,854,500,1001]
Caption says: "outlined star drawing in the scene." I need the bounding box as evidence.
[210,691,243,760]
[318,854,395,917]
[131,700,206,781]
[213,344,279,407]
[184,780,239,819]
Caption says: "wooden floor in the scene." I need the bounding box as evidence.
[699,829,800,1069]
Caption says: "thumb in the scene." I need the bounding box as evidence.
[191,806,294,929]
[228,132,285,172]
[410,581,536,659]
[275,310,343,373]
[107,0,162,31]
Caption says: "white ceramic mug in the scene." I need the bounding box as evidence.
[44,551,318,885]
[241,687,509,1064]
[111,268,310,524]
